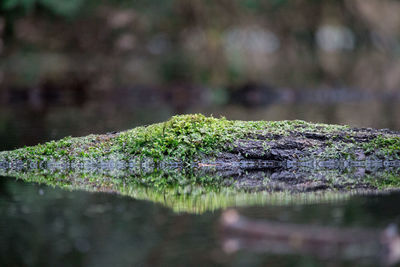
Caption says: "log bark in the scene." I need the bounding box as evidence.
[1,115,400,192]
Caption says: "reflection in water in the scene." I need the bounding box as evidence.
[220,210,400,266]
[1,157,399,213]
[2,174,400,266]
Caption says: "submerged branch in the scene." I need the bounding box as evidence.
[220,210,400,265]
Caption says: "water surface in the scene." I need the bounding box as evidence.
[1,174,400,266]
[1,99,400,266]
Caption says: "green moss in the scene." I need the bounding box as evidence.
[113,114,349,162]
[1,114,399,164]
[3,114,400,212]
[365,171,400,189]
[363,136,400,158]
[115,114,234,161]
[2,167,362,214]
[0,135,96,161]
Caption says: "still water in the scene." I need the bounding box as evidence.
[1,175,400,266]
[1,98,400,266]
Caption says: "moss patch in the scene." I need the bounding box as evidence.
[1,114,400,164]
[363,136,400,158]
[103,114,350,162]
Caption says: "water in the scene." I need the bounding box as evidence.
[3,1,400,265]
[1,98,400,266]
[1,175,400,266]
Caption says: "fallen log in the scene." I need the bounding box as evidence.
[1,114,400,163]
[1,114,400,191]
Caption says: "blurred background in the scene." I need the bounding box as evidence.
[1,0,400,149]
[2,2,400,266]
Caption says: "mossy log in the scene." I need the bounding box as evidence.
[1,114,400,202]
[1,114,400,166]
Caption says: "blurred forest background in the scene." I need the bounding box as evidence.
[1,0,400,149]
[3,2,400,266]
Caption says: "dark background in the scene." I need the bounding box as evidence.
[1,0,400,150]
[1,1,400,266]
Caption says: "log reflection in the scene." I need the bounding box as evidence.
[220,210,400,266]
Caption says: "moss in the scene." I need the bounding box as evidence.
[115,114,237,162]
[0,134,114,162]
[1,114,399,164]
[1,167,365,214]
[364,171,400,189]
[319,142,357,160]
[363,136,400,158]
[113,114,352,162]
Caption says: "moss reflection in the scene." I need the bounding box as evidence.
[0,166,387,213]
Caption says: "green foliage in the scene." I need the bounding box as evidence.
[2,0,36,11]
[38,0,84,17]
[1,0,84,17]
[1,0,174,18]
[160,55,194,82]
